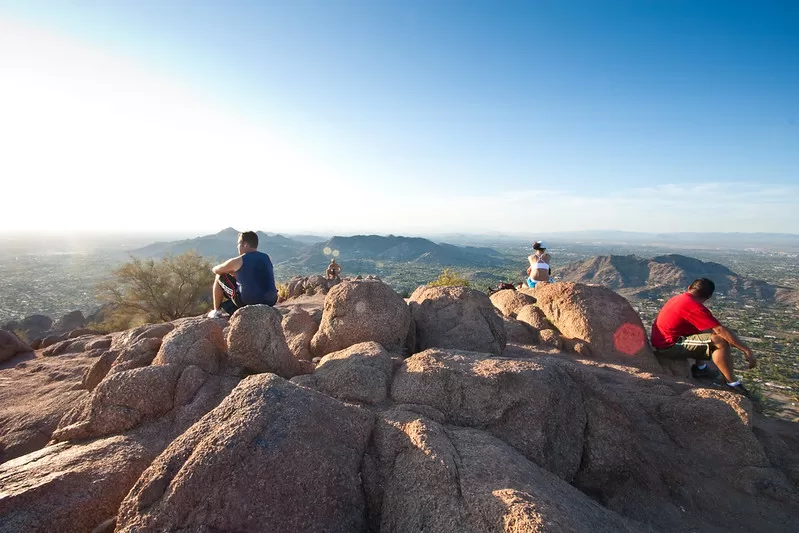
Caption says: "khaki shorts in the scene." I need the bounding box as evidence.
[654,333,715,360]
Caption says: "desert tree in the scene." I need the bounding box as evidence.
[97,251,214,324]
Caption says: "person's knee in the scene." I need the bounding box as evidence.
[710,334,729,349]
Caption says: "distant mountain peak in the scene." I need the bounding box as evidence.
[216,227,240,237]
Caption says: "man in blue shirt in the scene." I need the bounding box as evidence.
[207,231,278,318]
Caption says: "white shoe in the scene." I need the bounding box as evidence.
[207,309,224,319]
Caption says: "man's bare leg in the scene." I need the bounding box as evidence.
[709,334,737,383]
[212,275,224,311]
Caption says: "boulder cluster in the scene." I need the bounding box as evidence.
[1,280,798,532]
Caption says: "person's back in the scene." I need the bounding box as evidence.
[237,251,278,306]
[650,292,717,349]
[526,240,552,286]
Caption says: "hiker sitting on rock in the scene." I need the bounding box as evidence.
[207,231,278,318]
[326,258,341,280]
[650,277,756,396]
[526,240,552,288]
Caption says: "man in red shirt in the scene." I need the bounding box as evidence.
[651,278,756,396]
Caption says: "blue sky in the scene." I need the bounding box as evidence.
[0,1,796,236]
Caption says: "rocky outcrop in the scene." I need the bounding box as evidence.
[115,374,375,533]
[2,282,798,533]
[226,304,308,377]
[292,341,394,404]
[0,350,96,463]
[311,280,411,356]
[281,305,320,361]
[516,303,553,330]
[0,436,157,533]
[489,288,537,317]
[408,286,506,355]
[502,316,540,345]
[392,349,586,481]
[0,330,31,364]
[51,310,87,334]
[532,282,661,372]
[151,317,225,374]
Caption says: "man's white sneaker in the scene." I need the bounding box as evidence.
[207,309,224,319]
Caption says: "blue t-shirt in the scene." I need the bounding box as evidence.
[236,251,278,306]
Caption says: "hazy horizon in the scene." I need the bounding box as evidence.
[1,1,797,235]
[2,227,799,255]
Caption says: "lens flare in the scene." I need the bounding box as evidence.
[614,322,646,355]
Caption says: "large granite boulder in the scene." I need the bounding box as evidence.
[226,304,306,377]
[52,310,87,334]
[489,288,537,318]
[53,365,182,442]
[532,282,661,373]
[0,330,31,364]
[392,349,585,481]
[292,341,394,404]
[364,407,646,533]
[516,304,553,330]
[408,286,506,355]
[0,436,157,533]
[311,280,411,356]
[152,317,225,374]
[281,306,319,361]
[114,374,375,533]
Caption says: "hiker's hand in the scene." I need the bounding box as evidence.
[744,348,757,369]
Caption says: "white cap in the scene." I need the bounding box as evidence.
[534,240,547,249]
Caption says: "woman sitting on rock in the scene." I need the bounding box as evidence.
[526,240,552,288]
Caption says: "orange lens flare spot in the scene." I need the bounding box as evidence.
[614,322,646,356]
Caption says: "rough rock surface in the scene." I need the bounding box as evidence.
[391,349,586,481]
[281,306,319,361]
[408,286,506,355]
[292,341,394,404]
[502,316,540,345]
[533,282,662,372]
[0,352,95,463]
[107,337,163,375]
[53,365,182,441]
[0,330,31,364]
[0,436,156,533]
[364,407,645,533]
[115,374,375,533]
[516,304,553,330]
[152,317,225,374]
[2,283,799,533]
[226,304,306,377]
[489,288,537,317]
[311,280,411,356]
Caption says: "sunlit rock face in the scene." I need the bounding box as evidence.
[532,282,662,373]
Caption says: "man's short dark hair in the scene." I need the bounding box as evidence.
[688,278,715,299]
[239,231,258,249]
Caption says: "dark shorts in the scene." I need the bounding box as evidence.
[654,333,715,360]
[217,274,243,314]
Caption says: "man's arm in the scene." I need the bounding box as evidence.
[212,256,243,275]
[712,324,757,368]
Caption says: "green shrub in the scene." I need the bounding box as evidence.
[96,251,214,326]
[277,283,289,302]
[428,268,471,288]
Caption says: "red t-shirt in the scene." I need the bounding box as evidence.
[650,292,720,349]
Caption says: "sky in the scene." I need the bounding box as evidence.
[0,0,797,238]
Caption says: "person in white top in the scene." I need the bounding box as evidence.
[526,240,552,288]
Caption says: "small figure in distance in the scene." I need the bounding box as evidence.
[326,258,341,280]
[650,278,756,396]
[526,240,552,288]
[207,231,278,318]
